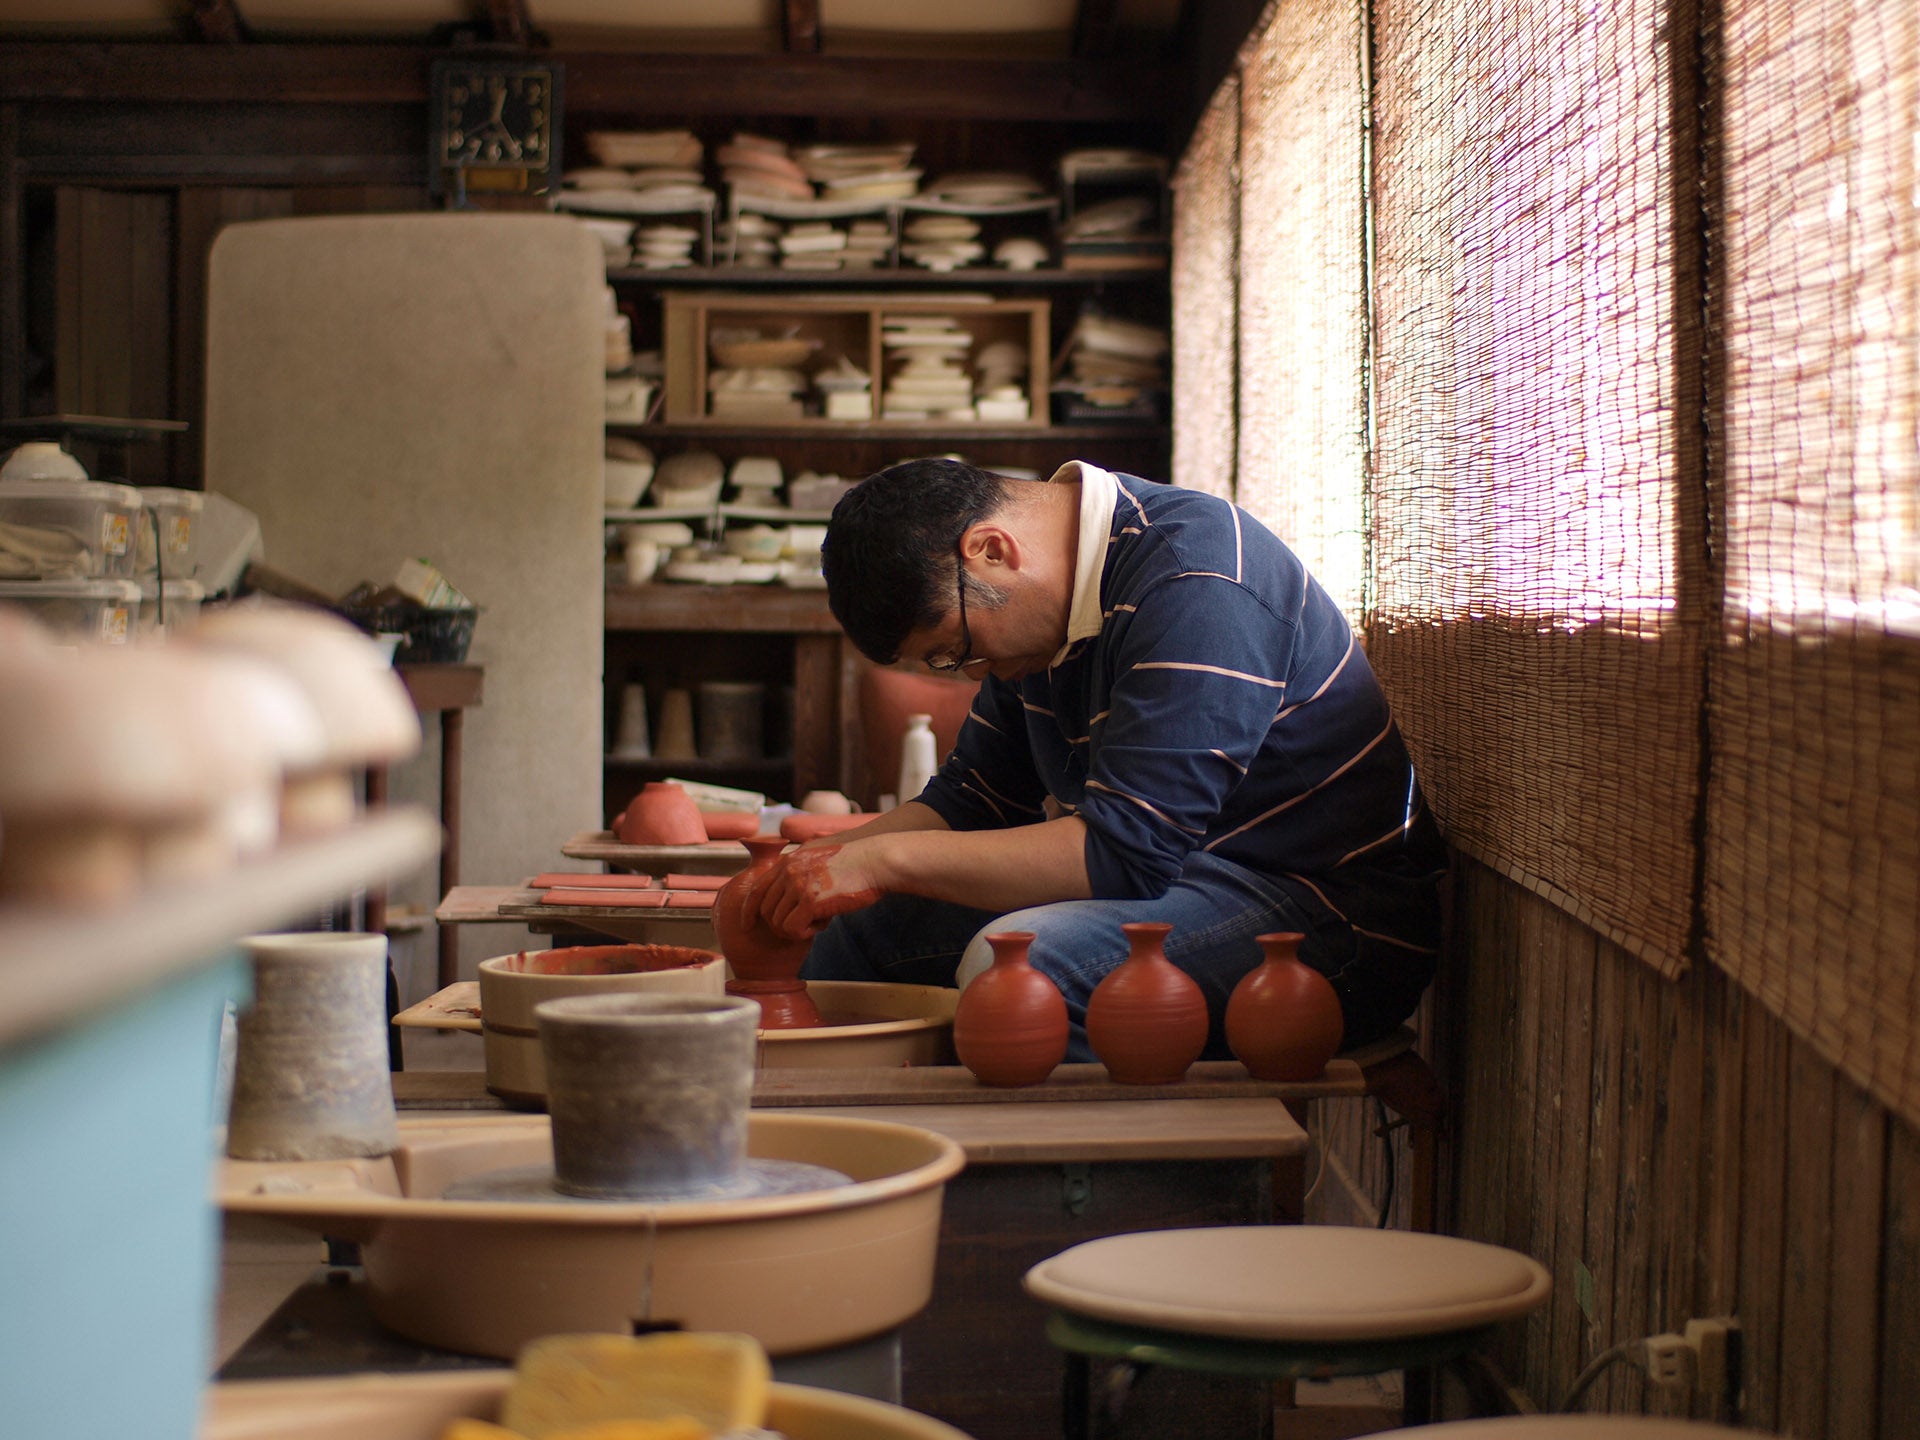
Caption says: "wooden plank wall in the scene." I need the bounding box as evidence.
[1307,856,1920,1436]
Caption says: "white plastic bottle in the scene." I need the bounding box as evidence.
[896,712,938,806]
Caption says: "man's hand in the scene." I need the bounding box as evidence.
[760,840,889,939]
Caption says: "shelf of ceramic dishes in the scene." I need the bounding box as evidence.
[554,185,718,269]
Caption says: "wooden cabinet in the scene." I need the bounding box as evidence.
[661,291,1051,427]
[602,583,853,824]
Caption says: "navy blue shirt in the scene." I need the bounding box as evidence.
[918,473,1445,961]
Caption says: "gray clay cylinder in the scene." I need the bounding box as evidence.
[226,932,399,1161]
[538,992,759,1199]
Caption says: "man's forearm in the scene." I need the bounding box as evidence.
[870,815,1092,912]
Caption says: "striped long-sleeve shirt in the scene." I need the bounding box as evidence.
[917,466,1447,959]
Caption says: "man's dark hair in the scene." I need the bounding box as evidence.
[822,457,1010,663]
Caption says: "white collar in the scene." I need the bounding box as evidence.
[1047,459,1119,664]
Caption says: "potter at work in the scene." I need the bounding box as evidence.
[751,457,1448,1059]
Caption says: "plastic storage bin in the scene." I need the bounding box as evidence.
[136,487,206,580]
[136,577,206,635]
[0,578,141,643]
[0,479,144,580]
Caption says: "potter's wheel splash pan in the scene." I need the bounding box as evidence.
[219,1112,965,1359]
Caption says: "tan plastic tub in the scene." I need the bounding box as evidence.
[219,1112,966,1359]
[202,1370,977,1439]
[478,945,727,1107]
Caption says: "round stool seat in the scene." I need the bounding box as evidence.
[1022,1225,1550,1342]
[1417,1422,1755,1438]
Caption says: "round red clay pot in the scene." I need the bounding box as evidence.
[1085,921,1208,1085]
[616,781,706,846]
[1225,931,1345,1081]
[954,931,1068,1088]
[714,834,821,1028]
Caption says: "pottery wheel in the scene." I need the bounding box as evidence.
[440,1157,852,1204]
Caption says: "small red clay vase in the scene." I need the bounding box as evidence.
[1225,931,1345,1081]
[713,834,821,1029]
[954,931,1068,1087]
[1085,921,1209,1084]
[616,781,706,846]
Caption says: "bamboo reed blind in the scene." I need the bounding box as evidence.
[1365,0,1701,974]
[1170,76,1239,501]
[1708,0,1920,1118]
[1233,0,1370,624]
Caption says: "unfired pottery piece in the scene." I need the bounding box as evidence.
[478,945,725,1108]
[715,834,821,1028]
[540,993,758,1200]
[1224,930,1345,1081]
[1083,921,1209,1085]
[953,930,1068,1087]
[619,781,706,846]
[227,932,399,1161]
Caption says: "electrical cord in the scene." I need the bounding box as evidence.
[1558,1341,1645,1412]
[1374,1098,1396,1227]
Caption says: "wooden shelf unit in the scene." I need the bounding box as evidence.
[662,291,1051,428]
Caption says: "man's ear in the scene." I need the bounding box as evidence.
[961,522,1020,571]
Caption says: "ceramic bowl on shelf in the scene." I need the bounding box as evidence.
[722,524,786,561]
[711,336,820,370]
[0,441,89,484]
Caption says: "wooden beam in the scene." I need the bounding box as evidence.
[1072,0,1121,58]
[188,0,248,44]
[782,0,821,53]
[0,44,1171,123]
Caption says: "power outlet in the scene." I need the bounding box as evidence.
[1684,1316,1742,1421]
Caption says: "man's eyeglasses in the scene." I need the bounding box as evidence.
[927,548,977,674]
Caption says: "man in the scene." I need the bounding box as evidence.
[756,457,1446,1058]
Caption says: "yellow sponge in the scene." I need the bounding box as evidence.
[442,1422,526,1440]
[499,1333,771,1439]
[545,1422,712,1440]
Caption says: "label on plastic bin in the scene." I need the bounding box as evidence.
[102,511,130,555]
[100,603,130,644]
[164,514,192,557]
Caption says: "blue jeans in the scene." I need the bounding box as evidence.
[800,850,1418,1061]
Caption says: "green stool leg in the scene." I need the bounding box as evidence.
[1045,1310,1500,1438]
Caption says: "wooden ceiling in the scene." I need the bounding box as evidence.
[0,0,1188,57]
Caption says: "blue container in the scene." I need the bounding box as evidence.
[0,956,246,1440]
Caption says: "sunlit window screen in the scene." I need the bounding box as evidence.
[1723,4,1920,635]
[1372,0,1676,631]
[1171,76,1239,500]
[1234,0,1368,624]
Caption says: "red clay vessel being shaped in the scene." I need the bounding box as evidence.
[712,834,822,1029]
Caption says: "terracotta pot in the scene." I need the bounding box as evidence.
[953,930,1068,1087]
[617,781,706,846]
[857,667,977,809]
[1084,921,1208,1085]
[701,809,759,841]
[714,834,821,1028]
[1225,931,1345,1081]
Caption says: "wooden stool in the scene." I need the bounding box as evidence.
[1023,1225,1550,1439]
[1414,1423,1754,1438]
